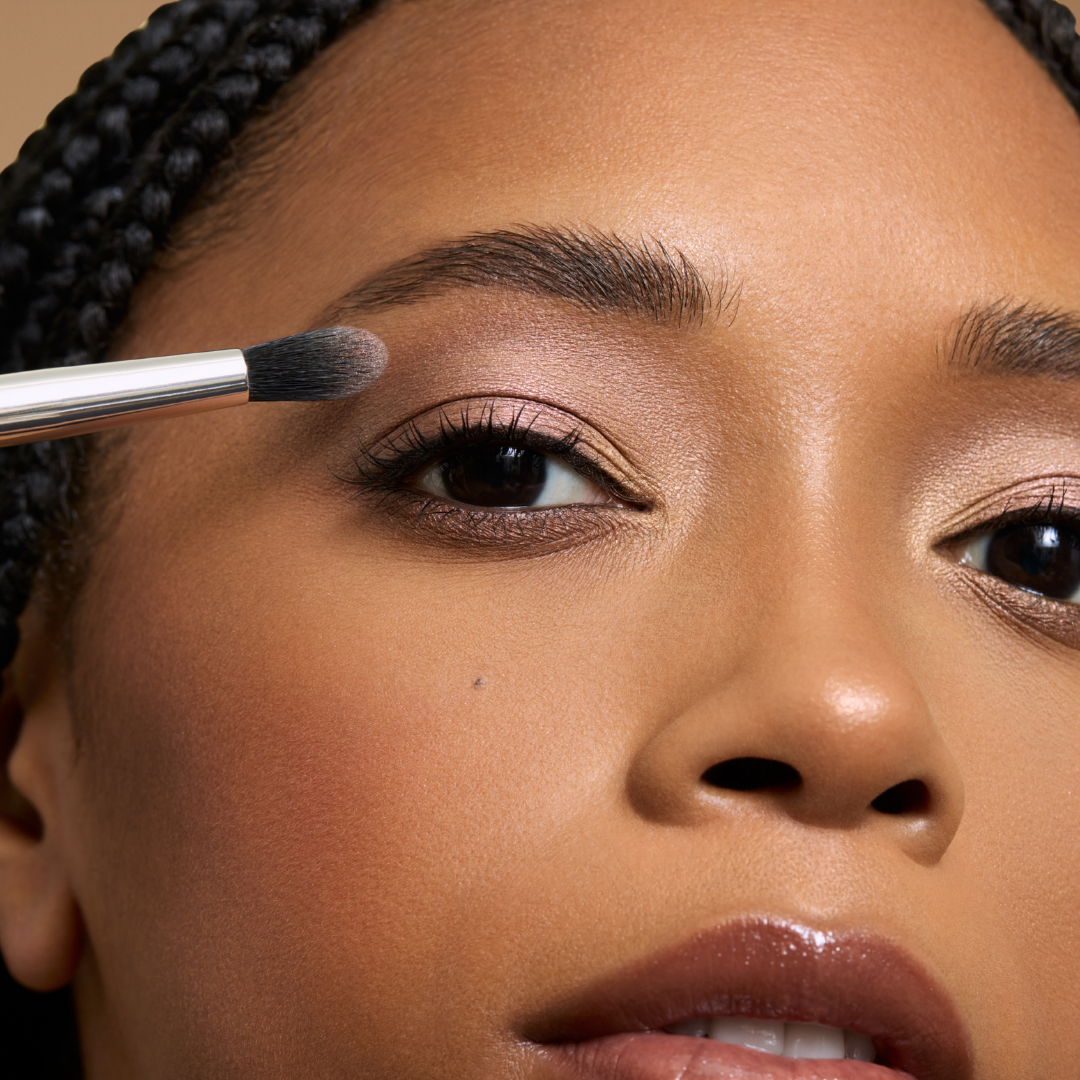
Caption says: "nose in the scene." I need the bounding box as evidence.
[626,599,964,866]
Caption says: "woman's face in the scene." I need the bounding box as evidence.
[26,0,1080,1076]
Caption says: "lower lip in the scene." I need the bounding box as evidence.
[537,1034,912,1080]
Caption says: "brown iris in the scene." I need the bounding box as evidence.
[438,445,548,507]
[985,524,1080,600]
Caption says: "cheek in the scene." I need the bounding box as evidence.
[64,485,645,1061]
[936,656,1080,1018]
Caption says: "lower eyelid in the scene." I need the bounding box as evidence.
[353,487,631,555]
[956,565,1080,650]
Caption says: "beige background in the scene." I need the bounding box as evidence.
[1,0,1080,167]
[1,1,160,167]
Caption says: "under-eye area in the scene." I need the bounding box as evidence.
[340,396,651,550]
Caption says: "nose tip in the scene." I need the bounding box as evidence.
[627,649,965,867]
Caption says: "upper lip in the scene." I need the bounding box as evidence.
[520,917,972,1080]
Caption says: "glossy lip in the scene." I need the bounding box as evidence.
[521,918,972,1080]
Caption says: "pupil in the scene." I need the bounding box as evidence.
[439,445,547,507]
[986,524,1080,600]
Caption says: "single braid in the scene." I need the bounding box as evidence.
[0,0,382,672]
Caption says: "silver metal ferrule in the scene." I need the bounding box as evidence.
[0,349,249,446]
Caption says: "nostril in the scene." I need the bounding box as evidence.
[871,779,930,816]
[702,757,802,792]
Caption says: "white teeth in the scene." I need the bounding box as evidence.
[710,1017,785,1054]
[665,1017,875,1062]
[783,1023,844,1059]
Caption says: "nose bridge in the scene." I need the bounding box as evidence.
[628,558,965,865]
[757,471,945,802]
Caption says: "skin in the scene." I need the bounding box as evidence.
[2,0,1080,1075]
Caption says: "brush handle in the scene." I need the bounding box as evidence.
[0,350,248,446]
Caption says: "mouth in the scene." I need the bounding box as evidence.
[522,918,972,1080]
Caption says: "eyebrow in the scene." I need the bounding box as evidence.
[324,226,736,329]
[946,300,1080,380]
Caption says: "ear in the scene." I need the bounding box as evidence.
[0,596,83,991]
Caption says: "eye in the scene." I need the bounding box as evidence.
[413,443,611,509]
[959,521,1080,602]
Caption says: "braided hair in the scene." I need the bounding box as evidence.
[0,0,1077,1075]
[0,0,384,675]
[0,2,384,1073]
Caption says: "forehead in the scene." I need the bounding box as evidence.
[134,0,1080,368]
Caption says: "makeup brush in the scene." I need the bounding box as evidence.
[0,326,387,447]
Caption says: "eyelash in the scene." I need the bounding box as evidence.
[947,484,1080,548]
[342,402,640,548]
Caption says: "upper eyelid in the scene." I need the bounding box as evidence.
[364,395,641,465]
[362,404,585,479]
[936,477,1080,545]
[945,502,1080,545]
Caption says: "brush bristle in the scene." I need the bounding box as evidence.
[243,326,388,402]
